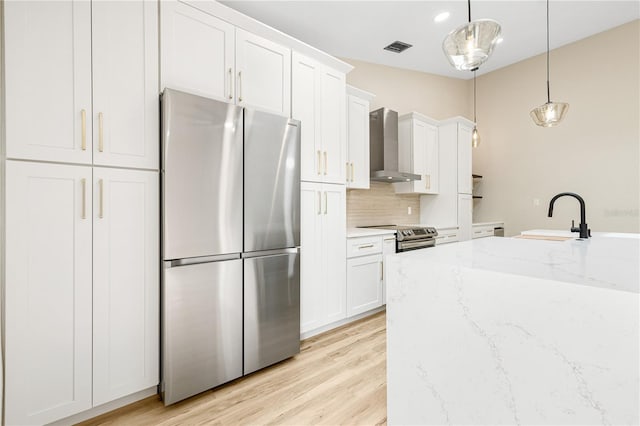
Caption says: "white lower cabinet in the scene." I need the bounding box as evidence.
[5,161,159,425]
[92,168,159,406]
[347,254,383,317]
[300,182,346,334]
[5,161,93,426]
[382,235,396,304]
[458,194,473,242]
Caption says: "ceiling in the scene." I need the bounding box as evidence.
[220,1,639,79]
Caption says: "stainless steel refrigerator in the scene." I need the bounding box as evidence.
[161,89,301,405]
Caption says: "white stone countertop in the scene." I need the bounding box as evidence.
[346,227,396,238]
[385,231,640,425]
[472,221,505,227]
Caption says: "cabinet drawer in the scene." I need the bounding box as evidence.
[472,227,495,239]
[435,233,459,245]
[347,236,382,258]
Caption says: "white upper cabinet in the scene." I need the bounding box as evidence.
[292,52,346,185]
[236,29,291,117]
[5,0,158,169]
[4,0,92,164]
[93,0,159,169]
[93,168,159,406]
[5,161,93,425]
[346,85,374,189]
[394,112,439,194]
[160,1,235,102]
[457,121,474,195]
[161,3,291,117]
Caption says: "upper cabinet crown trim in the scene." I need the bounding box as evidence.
[180,0,353,74]
[439,116,476,127]
[346,85,376,101]
[398,112,440,126]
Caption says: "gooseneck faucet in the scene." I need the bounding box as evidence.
[548,192,590,239]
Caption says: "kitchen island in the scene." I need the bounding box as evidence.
[385,233,639,425]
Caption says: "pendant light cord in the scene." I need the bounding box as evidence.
[546,0,551,103]
[473,72,477,123]
[468,0,472,23]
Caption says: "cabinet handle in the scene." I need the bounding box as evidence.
[99,179,104,219]
[81,109,87,151]
[346,162,350,182]
[380,261,384,281]
[426,174,430,190]
[317,150,322,175]
[351,162,355,182]
[81,178,87,219]
[323,151,328,175]
[323,191,327,215]
[98,112,104,152]
[384,237,395,242]
[238,71,243,102]
[228,68,233,100]
[317,191,321,215]
[358,244,374,249]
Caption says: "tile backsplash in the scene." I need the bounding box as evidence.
[347,182,421,227]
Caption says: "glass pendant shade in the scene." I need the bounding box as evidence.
[530,101,569,127]
[472,126,480,148]
[443,19,502,71]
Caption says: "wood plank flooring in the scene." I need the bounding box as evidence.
[79,312,387,426]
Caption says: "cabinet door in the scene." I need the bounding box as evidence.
[236,28,291,117]
[300,182,324,333]
[457,124,473,194]
[4,1,92,164]
[93,168,159,405]
[347,254,383,317]
[346,94,370,189]
[93,1,159,169]
[320,68,347,184]
[322,184,347,323]
[424,123,439,194]
[458,194,473,241]
[292,53,322,182]
[5,161,92,425]
[160,1,235,101]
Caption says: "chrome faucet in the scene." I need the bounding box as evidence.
[548,192,590,239]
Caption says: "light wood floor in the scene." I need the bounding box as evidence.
[80,312,387,426]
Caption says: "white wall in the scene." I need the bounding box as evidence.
[473,20,640,235]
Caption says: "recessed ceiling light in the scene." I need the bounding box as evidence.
[434,11,450,23]
[496,37,504,44]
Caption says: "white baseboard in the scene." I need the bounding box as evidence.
[300,306,386,340]
[49,386,158,425]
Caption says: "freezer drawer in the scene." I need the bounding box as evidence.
[162,89,243,260]
[244,109,300,252]
[162,259,243,405]
[244,251,300,375]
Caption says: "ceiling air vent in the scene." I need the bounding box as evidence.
[384,41,413,53]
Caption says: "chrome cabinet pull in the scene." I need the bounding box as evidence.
[380,261,384,281]
[317,191,321,215]
[98,112,104,152]
[317,150,322,175]
[81,178,87,219]
[323,151,327,175]
[228,68,233,100]
[358,244,374,249]
[81,109,87,151]
[238,71,243,102]
[323,191,327,214]
[99,179,104,219]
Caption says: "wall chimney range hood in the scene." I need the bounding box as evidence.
[369,107,421,183]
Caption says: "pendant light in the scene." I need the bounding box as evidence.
[442,0,502,72]
[472,72,480,148]
[530,0,569,127]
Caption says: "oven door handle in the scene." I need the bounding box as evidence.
[397,239,435,251]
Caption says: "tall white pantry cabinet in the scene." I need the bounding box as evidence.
[2,1,160,425]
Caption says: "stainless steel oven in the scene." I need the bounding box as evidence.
[359,225,438,253]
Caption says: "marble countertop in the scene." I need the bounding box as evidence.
[394,232,639,294]
[346,227,396,238]
[472,221,504,227]
[385,231,640,425]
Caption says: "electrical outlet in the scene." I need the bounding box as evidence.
[407,206,412,215]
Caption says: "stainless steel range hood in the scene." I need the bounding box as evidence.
[369,108,421,183]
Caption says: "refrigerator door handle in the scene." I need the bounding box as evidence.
[165,253,241,268]
[242,247,299,259]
